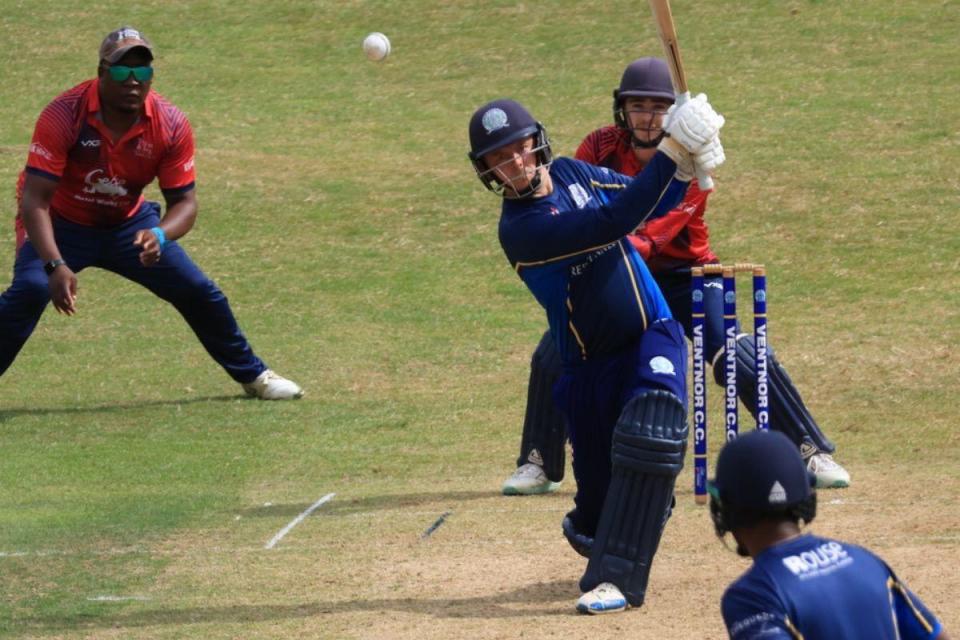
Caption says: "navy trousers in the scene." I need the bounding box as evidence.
[554,318,687,535]
[0,202,266,383]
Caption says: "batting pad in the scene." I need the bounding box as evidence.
[517,331,567,481]
[580,389,688,606]
[722,334,835,453]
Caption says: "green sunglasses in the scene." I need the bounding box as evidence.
[107,65,154,83]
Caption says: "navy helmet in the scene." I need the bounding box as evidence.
[467,99,552,198]
[612,57,675,147]
[708,430,817,539]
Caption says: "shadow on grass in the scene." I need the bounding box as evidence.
[17,579,578,632]
[242,490,513,518]
[0,395,243,424]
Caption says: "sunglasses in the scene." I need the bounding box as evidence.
[107,65,154,83]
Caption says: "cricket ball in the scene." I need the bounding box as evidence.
[362,32,391,62]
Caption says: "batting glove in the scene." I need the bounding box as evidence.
[664,93,725,153]
[657,136,696,182]
[694,135,726,173]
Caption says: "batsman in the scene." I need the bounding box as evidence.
[468,90,724,613]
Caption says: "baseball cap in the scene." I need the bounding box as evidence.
[709,430,815,512]
[99,26,154,64]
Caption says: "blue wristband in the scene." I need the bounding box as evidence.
[151,226,167,250]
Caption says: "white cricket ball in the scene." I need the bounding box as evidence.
[362,32,391,62]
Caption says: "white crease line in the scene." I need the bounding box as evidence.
[264,493,335,550]
[88,595,152,602]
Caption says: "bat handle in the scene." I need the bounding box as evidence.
[675,91,716,191]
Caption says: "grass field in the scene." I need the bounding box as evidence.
[1,1,958,638]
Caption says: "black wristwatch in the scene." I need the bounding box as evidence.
[43,258,67,275]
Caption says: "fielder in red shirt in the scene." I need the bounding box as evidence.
[503,58,850,500]
[1,27,301,400]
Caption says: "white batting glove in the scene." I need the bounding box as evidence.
[694,136,726,173]
[664,93,725,153]
[657,136,695,182]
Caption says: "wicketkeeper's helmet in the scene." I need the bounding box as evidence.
[612,57,675,148]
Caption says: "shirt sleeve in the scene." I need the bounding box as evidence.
[574,131,600,164]
[24,101,77,180]
[157,115,196,193]
[889,575,943,640]
[630,179,710,257]
[722,585,798,640]
[501,154,686,265]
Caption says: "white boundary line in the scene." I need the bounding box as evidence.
[264,493,335,550]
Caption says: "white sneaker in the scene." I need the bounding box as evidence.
[807,452,850,488]
[242,369,303,400]
[576,582,628,615]
[501,463,561,495]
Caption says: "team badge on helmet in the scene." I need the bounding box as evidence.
[481,108,509,134]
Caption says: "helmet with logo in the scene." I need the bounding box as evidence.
[612,57,675,148]
[467,99,552,199]
[708,430,817,540]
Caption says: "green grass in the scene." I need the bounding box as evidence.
[1,1,958,638]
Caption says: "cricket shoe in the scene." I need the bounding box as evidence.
[242,369,304,400]
[502,463,561,496]
[576,583,628,615]
[807,452,850,488]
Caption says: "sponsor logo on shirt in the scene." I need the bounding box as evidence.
[29,142,54,160]
[729,612,779,637]
[80,138,101,148]
[134,139,154,159]
[568,183,591,209]
[782,541,853,580]
[82,169,128,196]
[183,156,195,173]
[569,243,616,277]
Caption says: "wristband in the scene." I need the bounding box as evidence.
[151,226,167,251]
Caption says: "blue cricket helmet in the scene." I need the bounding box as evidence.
[467,99,552,198]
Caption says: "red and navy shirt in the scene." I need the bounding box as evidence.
[15,79,195,242]
[575,125,717,272]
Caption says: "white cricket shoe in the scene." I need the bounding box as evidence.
[242,369,303,400]
[576,582,628,615]
[807,452,850,488]
[501,463,561,496]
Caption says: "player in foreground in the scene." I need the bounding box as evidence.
[502,57,849,497]
[468,95,724,613]
[710,430,948,639]
[0,27,301,400]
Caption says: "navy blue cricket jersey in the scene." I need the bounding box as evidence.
[722,534,943,640]
[498,153,687,365]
